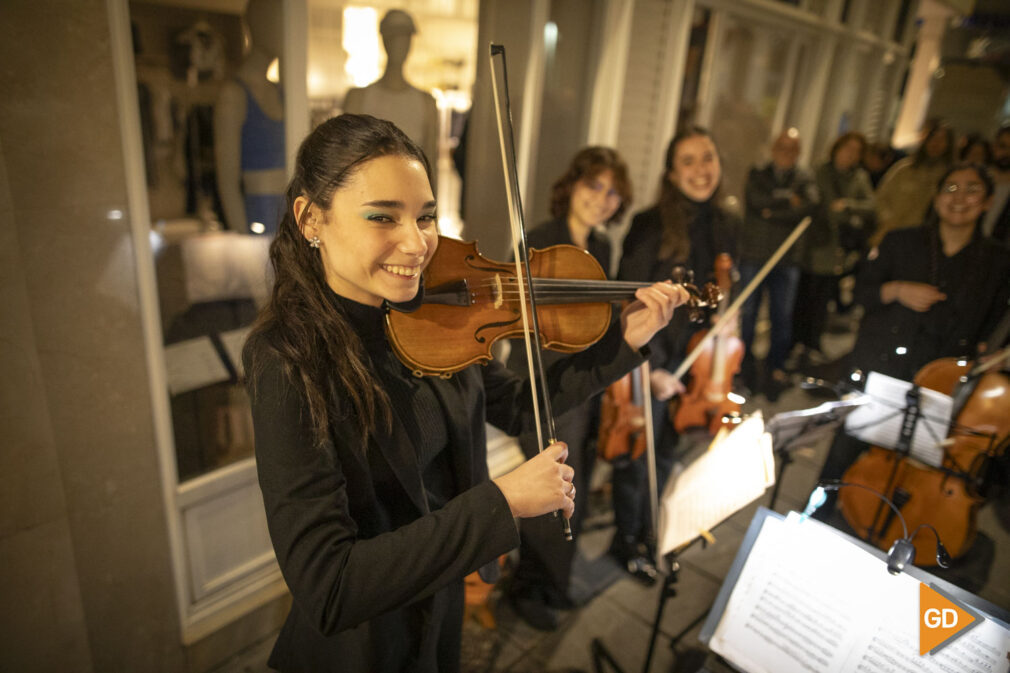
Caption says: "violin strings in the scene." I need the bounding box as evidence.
[472,278,650,291]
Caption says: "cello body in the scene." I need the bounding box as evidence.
[839,357,1010,565]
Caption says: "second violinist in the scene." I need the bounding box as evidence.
[505,147,633,630]
[614,126,740,583]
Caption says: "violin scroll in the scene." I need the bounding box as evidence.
[679,281,723,323]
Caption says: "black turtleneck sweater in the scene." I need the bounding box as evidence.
[332,292,455,510]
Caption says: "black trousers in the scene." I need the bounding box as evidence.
[609,397,678,547]
[793,271,837,352]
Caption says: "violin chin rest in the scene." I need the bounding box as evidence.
[386,284,425,313]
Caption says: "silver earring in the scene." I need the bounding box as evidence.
[309,236,321,249]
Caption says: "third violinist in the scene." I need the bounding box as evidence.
[612,126,740,584]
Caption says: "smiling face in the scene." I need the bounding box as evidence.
[297,155,438,306]
[770,135,800,171]
[933,168,992,230]
[667,134,721,203]
[568,169,623,230]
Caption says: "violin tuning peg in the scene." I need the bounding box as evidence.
[670,266,694,285]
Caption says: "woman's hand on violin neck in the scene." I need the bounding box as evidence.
[492,442,576,520]
[650,368,685,401]
[621,282,690,351]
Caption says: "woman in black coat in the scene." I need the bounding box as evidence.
[815,162,1010,520]
[614,126,739,583]
[242,114,688,672]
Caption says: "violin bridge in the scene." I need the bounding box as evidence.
[493,274,504,309]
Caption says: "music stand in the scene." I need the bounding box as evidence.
[591,536,712,673]
[698,507,1010,673]
[591,414,776,673]
[764,395,869,509]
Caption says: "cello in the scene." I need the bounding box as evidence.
[839,348,1010,565]
[671,253,744,434]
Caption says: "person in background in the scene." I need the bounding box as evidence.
[981,124,1010,244]
[792,132,875,369]
[862,141,901,189]
[959,133,993,166]
[614,127,739,583]
[739,128,819,400]
[813,162,1010,521]
[505,147,632,631]
[242,114,687,672]
[872,118,955,246]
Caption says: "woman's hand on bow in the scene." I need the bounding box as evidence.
[493,442,575,519]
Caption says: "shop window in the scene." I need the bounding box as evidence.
[131,1,276,482]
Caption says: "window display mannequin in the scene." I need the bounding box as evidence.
[214,0,286,234]
[343,9,438,174]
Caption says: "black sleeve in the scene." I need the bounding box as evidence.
[855,232,900,311]
[484,319,646,436]
[977,248,1010,347]
[617,215,658,283]
[246,343,518,636]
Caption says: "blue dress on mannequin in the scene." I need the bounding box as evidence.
[238,80,284,234]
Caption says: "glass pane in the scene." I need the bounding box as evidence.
[862,0,888,36]
[704,15,797,202]
[893,0,914,43]
[527,0,607,225]
[802,0,833,17]
[678,8,713,129]
[131,0,279,482]
[307,0,479,238]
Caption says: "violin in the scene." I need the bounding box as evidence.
[385,236,721,378]
[671,253,744,435]
[839,351,1010,565]
[598,366,648,462]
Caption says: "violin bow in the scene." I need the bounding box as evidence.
[669,216,812,382]
[638,360,661,560]
[489,44,572,540]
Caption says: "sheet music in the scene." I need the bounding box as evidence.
[658,414,775,557]
[844,372,954,468]
[219,327,251,378]
[164,336,230,395]
[708,513,1010,673]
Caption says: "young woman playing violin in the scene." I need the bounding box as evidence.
[242,114,688,673]
[814,162,1010,520]
[613,127,740,583]
[505,146,632,630]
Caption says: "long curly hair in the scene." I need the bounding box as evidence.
[657,126,722,262]
[244,114,431,449]
[548,146,632,224]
